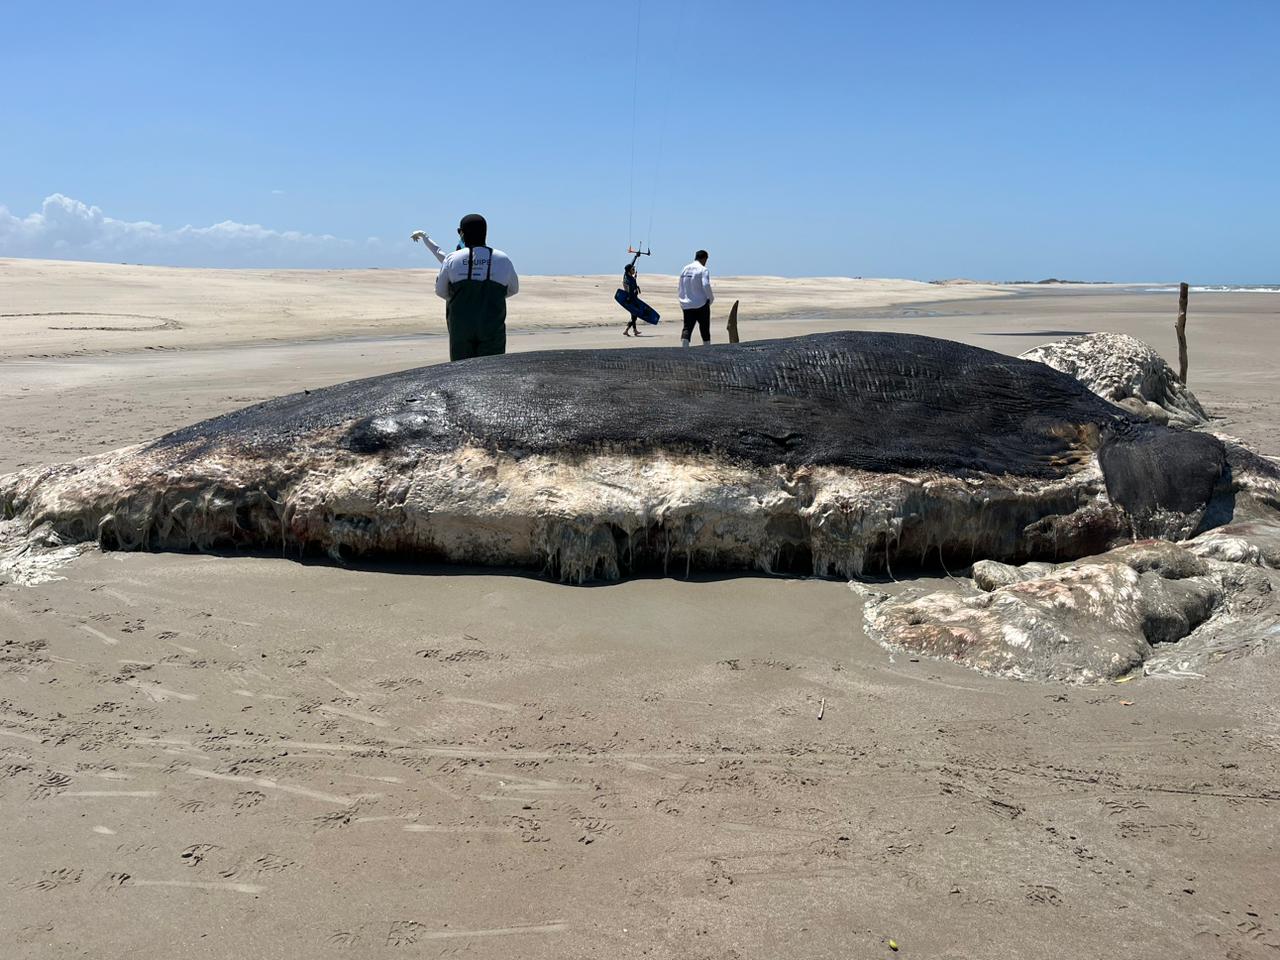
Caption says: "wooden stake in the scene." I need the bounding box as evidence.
[1176,282,1189,384]
[726,300,740,344]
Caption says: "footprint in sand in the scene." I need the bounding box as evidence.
[26,867,83,891]
[233,790,267,810]
[29,772,72,800]
[250,854,296,874]
[325,931,362,948]
[179,843,220,867]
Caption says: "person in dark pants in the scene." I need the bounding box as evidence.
[622,263,642,336]
[677,249,714,347]
[433,214,519,361]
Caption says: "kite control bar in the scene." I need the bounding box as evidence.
[627,245,652,268]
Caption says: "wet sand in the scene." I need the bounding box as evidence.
[2,262,1278,959]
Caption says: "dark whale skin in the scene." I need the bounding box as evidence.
[155,331,1224,521]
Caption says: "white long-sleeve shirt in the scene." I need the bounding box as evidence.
[434,246,519,299]
[422,235,447,264]
[412,232,449,264]
[677,260,714,309]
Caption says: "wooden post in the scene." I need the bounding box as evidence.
[1176,282,1189,384]
[726,300,740,343]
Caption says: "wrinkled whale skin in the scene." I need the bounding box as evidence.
[1020,332,1208,428]
[1,332,1229,582]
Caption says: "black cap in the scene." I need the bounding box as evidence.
[457,213,487,247]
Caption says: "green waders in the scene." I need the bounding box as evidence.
[446,245,507,361]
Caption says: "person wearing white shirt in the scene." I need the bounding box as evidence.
[425,214,519,361]
[677,250,714,347]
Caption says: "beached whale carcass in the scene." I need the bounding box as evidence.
[0,332,1232,582]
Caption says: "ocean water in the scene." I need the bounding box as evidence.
[1143,284,1280,293]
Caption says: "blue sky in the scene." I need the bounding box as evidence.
[2,0,1276,279]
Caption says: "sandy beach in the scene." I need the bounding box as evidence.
[3,260,1279,959]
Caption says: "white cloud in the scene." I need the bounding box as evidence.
[0,194,396,268]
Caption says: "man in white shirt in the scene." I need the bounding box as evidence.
[431,214,519,361]
[677,250,714,348]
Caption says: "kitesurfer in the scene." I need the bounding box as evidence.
[622,263,642,336]
[677,250,714,348]
[434,214,519,361]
